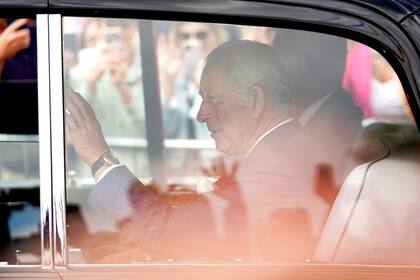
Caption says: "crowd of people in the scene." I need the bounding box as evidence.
[63,18,413,143]
[65,18,144,138]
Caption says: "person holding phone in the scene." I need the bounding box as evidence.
[67,19,145,138]
[0,18,35,80]
[159,22,228,140]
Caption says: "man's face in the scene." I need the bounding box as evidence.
[177,22,219,56]
[83,21,105,48]
[197,65,252,155]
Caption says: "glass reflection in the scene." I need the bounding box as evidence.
[63,18,419,265]
[0,17,40,265]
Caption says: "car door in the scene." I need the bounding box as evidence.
[0,1,61,279]
[8,0,420,279]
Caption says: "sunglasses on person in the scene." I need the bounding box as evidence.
[177,31,208,41]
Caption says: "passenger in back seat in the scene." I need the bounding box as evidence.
[273,30,363,207]
[66,40,325,261]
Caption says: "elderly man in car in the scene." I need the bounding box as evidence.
[66,40,327,262]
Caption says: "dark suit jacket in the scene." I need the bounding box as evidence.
[89,120,327,261]
[303,88,363,184]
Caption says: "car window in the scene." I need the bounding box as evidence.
[62,17,419,265]
[0,18,40,265]
[64,18,148,181]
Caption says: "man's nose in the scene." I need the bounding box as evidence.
[196,100,210,123]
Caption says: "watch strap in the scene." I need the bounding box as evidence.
[91,151,119,177]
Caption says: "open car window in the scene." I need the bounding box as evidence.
[0,18,40,265]
[62,17,419,265]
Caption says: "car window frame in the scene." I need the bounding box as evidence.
[0,7,59,280]
[55,1,419,269]
[1,0,418,278]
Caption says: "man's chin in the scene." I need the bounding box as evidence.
[214,139,233,155]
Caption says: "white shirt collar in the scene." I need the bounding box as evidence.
[299,90,335,126]
[244,118,294,159]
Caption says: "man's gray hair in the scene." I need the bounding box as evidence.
[205,40,290,105]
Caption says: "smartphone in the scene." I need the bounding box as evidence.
[105,26,123,50]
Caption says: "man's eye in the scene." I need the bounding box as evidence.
[207,95,217,103]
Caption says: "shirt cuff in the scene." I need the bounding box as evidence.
[96,164,124,182]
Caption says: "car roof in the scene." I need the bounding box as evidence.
[1,0,419,23]
[0,0,46,9]
[267,0,420,22]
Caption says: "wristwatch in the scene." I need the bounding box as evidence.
[90,151,120,177]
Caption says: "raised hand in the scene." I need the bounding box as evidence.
[86,46,118,93]
[0,19,31,61]
[201,158,240,200]
[157,33,182,103]
[65,88,109,168]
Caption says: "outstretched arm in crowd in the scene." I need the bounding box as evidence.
[0,19,31,77]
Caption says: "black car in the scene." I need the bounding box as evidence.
[0,0,419,279]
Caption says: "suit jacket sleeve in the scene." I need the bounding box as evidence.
[88,165,220,258]
[88,165,160,223]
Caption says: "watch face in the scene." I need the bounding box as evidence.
[103,152,120,165]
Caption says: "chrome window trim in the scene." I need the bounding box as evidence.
[49,14,68,267]
[37,14,53,267]
[38,14,67,268]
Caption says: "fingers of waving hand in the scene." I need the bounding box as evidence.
[157,34,181,72]
[65,89,86,127]
[65,88,108,166]
[66,88,96,122]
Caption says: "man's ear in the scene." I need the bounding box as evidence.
[250,85,265,119]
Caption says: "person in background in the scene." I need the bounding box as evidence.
[342,41,373,119]
[273,30,363,207]
[274,31,363,182]
[67,19,144,138]
[369,50,414,124]
[65,19,147,178]
[157,22,230,175]
[158,22,228,140]
[0,18,35,80]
